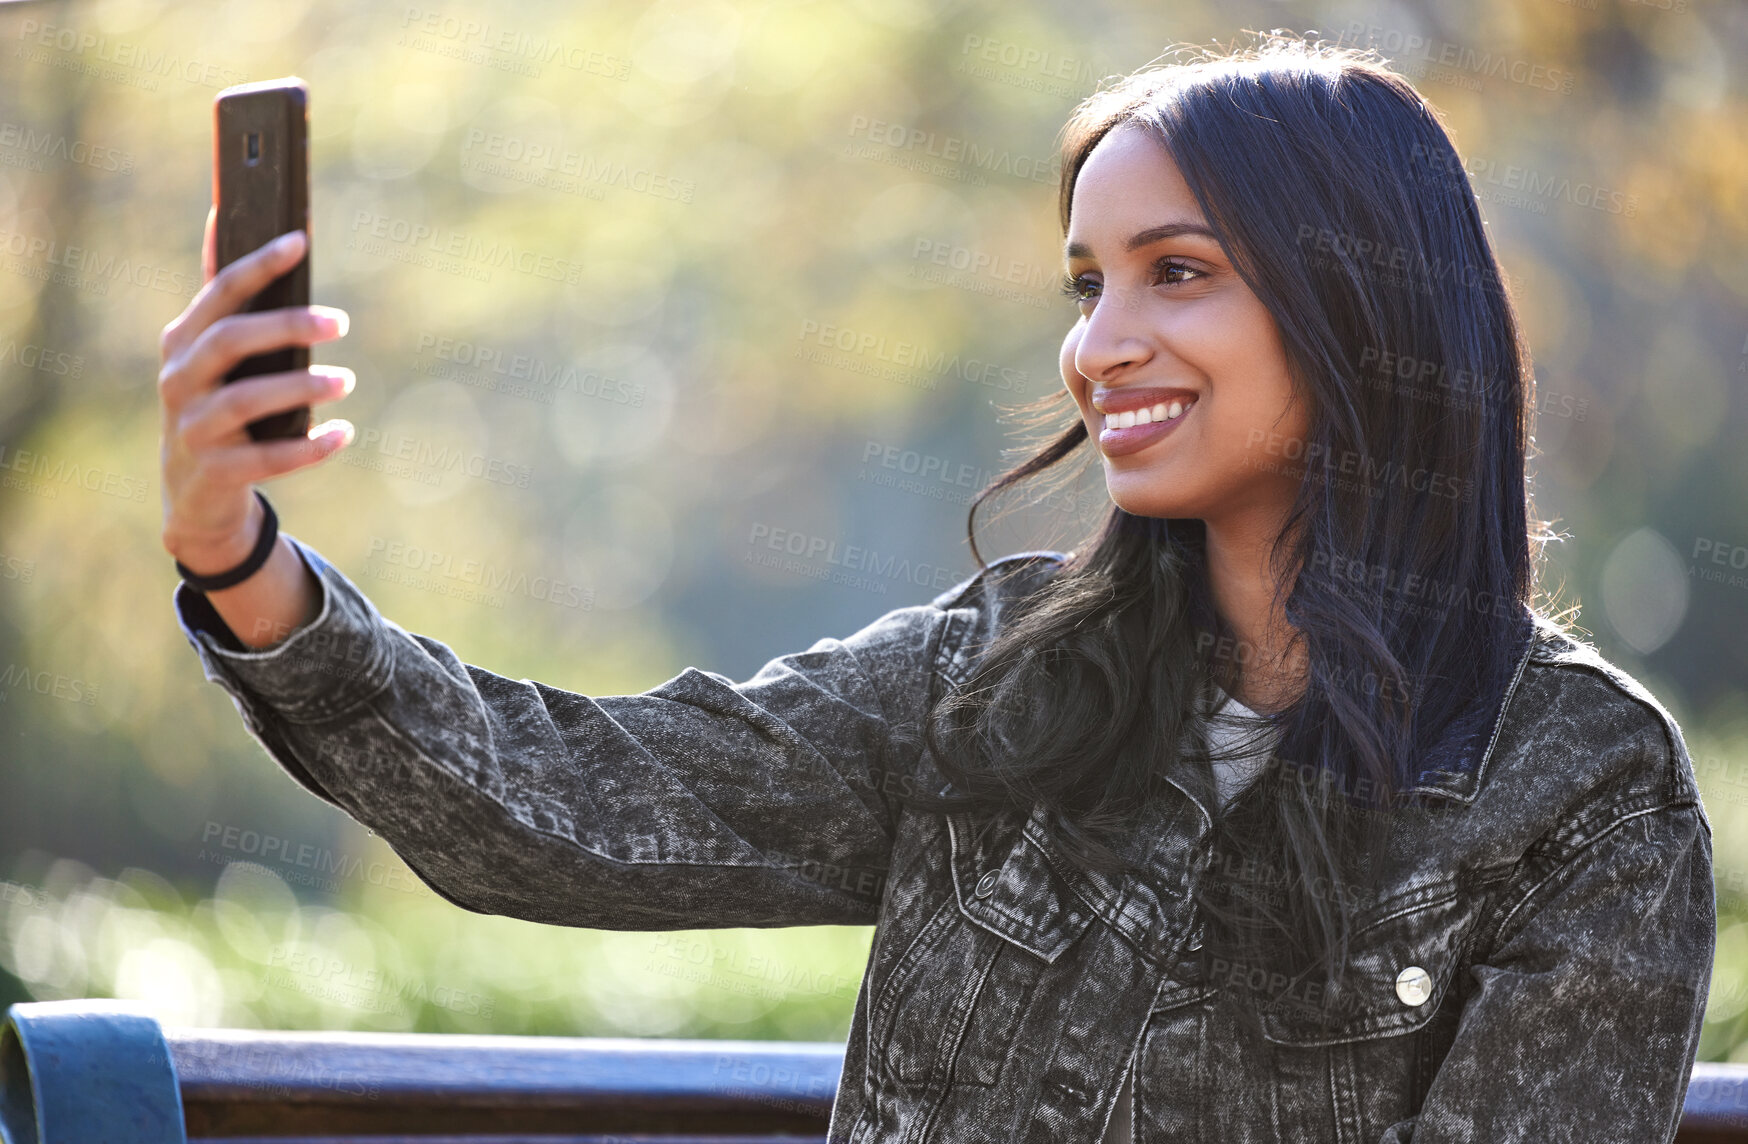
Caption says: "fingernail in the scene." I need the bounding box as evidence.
[273,230,305,256]
[311,305,349,336]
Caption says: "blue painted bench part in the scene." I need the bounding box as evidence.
[4,999,1746,1141]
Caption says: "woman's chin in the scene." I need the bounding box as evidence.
[1107,493,1194,521]
[1103,472,1195,520]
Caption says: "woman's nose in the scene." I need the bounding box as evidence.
[1075,296,1151,381]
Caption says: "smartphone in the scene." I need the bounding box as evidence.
[213,76,311,441]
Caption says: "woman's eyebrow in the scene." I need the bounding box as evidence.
[1064,220,1220,261]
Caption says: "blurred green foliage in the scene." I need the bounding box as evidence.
[1,0,1747,1060]
[0,853,872,1040]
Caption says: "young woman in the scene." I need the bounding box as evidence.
[158,33,1714,1143]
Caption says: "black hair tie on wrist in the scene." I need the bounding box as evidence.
[176,490,278,593]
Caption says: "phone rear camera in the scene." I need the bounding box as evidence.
[245,132,260,164]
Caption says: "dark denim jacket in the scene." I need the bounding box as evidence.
[174,536,1716,1143]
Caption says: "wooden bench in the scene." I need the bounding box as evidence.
[3,999,1745,1140]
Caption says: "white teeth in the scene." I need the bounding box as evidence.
[1103,398,1193,432]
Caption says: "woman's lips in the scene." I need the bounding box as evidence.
[1097,397,1195,457]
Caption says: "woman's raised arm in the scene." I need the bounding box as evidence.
[175,536,961,930]
[161,203,991,932]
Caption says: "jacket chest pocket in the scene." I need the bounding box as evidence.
[870,807,1098,1089]
[1249,882,1480,1047]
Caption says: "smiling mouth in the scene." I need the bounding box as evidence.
[1094,396,1196,458]
[1100,397,1195,433]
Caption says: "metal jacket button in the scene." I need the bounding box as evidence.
[1395,965,1432,1007]
[975,870,999,898]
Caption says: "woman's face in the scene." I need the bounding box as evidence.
[1059,121,1308,524]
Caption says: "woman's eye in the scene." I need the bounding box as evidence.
[1057,260,1203,306]
[1156,258,1203,286]
[1058,274,1096,303]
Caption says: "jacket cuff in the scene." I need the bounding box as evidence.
[173,534,396,724]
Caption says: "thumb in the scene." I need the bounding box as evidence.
[202,204,217,283]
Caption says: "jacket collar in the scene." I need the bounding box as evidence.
[1394,603,1540,805]
[982,605,1549,953]
[1155,603,1542,821]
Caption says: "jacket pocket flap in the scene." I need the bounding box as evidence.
[1257,886,1475,1046]
[947,805,1098,964]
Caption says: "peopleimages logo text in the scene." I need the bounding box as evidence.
[845,116,1060,184]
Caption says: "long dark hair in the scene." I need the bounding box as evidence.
[905,32,1571,1044]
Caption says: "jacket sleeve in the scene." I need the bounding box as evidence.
[174,534,959,931]
[1377,798,1715,1143]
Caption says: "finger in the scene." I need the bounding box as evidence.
[202,205,216,284]
[161,302,347,408]
[162,206,223,372]
[199,419,355,487]
[162,227,308,364]
[181,366,355,451]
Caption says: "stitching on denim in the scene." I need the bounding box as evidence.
[273,643,397,723]
[1356,881,1463,931]
[1331,1038,1360,1143]
[1108,993,1167,1144]
[958,832,1096,952]
[869,896,959,1055]
[1258,904,1475,1047]
[933,607,971,690]
[1468,621,1538,782]
[937,931,1004,1088]
[930,552,1067,689]
[201,609,397,726]
[1491,799,1697,949]
[946,813,1094,965]
[1399,619,1538,802]
[207,545,399,724]
[1015,810,1187,963]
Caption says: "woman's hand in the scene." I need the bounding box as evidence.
[158,206,354,573]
